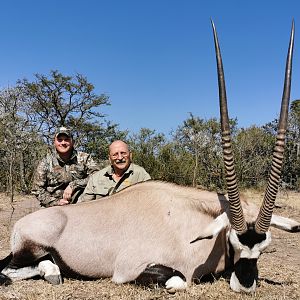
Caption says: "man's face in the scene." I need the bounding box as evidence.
[109,142,131,173]
[54,134,74,156]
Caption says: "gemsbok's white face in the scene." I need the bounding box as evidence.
[228,226,271,293]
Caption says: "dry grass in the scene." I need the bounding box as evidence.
[241,188,300,210]
[0,191,299,300]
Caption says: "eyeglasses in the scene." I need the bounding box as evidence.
[110,152,129,159]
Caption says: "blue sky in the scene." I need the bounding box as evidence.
[0,1,299,135]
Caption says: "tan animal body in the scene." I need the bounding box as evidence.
[0,180,299,292]
[0,20,299,293]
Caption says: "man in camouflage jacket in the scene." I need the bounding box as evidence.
[31,127,99,207]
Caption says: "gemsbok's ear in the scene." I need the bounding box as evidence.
[190,212,230,243]
[270,214,300,232]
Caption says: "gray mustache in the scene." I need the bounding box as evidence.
[116,159,126,164]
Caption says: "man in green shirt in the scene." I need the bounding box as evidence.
[31,127,99,207]
[80,140,151,201]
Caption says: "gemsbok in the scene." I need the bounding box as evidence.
[0,21,299,293]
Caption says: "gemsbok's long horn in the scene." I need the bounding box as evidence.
[211,20,247,234]
[255,21,295,234]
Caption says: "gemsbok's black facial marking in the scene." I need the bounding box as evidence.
[238,224,266,249]
[234,258,258,288]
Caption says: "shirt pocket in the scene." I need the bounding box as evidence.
[92,181,111,197]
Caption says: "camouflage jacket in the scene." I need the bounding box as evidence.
[80,163,151,202]
[31,149,99,207]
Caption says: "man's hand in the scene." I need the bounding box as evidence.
[63,185,73,201]
[57,198,69,206]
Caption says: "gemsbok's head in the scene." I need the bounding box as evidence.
[193,20,296,293]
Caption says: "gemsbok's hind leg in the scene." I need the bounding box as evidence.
[0,245,62,285]
[2,265,41,281]
[1,252,41,282]
[2,259,62,284]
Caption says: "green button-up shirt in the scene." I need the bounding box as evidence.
[80,163,151,201]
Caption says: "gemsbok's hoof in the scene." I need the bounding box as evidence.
[44,274,63,285]
[165,276,187,293]
[38,260,62,285]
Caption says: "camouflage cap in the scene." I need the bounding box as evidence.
[55,127,73,138]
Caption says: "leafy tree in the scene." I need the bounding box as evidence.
[128,128,166,178]
[173,114,225,190]
[260,101,300,190]
[156,142,194,185]
[173,114,207,187]
[233,126,274,188]
[17,70,110,147]
[80,121,128,165]
[283,99,300,189]
[0,87,46,194]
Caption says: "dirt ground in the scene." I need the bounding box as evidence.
[0,190,299,300]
